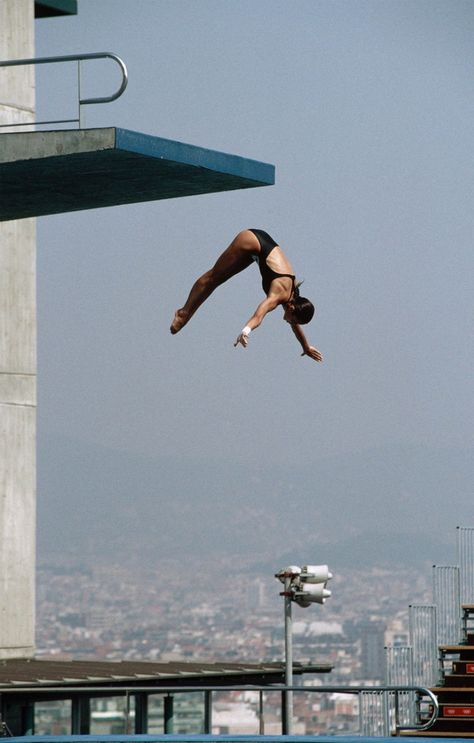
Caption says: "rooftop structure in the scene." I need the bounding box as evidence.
[0,659,330,690]
[0,659,332,736]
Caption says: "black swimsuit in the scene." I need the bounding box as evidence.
[249,229,295,295]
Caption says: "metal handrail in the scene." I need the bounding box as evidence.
[0,51,128,129]
[0,683,439,735]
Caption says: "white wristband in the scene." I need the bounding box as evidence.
[242,326,251,336]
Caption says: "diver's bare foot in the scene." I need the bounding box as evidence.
[170,309,188,334]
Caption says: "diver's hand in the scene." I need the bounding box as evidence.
[302,345,323,362]
[234,326,251,348]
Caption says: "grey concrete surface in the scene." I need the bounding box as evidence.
[0,0,36,660]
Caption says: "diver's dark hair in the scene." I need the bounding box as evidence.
[293,296,315,324]
[292,281,315,324]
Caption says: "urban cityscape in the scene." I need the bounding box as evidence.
[34,554,433,735]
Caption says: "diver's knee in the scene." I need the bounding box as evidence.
[200,270,218,290]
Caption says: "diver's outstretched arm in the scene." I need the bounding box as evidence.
[234,296,280,347]
[290,322,323,362]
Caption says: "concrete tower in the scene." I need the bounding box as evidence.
[0,0,272,664]
[0,0,37,659]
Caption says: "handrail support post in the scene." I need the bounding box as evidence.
[0,52,128,130]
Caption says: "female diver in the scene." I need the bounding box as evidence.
[170,229,323,363]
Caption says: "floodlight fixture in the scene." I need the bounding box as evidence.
[275,565,302,584]
[274,561,333,734]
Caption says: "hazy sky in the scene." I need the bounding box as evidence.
[34,1,473,546]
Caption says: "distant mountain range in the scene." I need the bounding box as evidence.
[37,433,470,572]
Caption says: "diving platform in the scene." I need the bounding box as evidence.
[0,127,275,221]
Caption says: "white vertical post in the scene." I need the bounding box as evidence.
[385,646,416,727]
[385,645,414,685]
[433,565,462,644]
[360,691,388,736]
[409,605,438,685]
[457,527,474,604]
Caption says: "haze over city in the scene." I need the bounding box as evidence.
[35,0,473,574]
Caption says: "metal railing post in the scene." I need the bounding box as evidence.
[258,690,264,735]
[134,693,148,734]
[0,52,128,130]
[77,59,82,128]
[163,694,174,734]
[124,690,130,734]
[203,690,212,734]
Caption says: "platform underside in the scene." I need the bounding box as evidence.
[0,128,275,221]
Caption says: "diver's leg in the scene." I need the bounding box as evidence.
[170,231,258,334]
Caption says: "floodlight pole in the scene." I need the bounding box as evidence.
[276,563,332,735]
[275,566,299,735]
[283,574,294,735]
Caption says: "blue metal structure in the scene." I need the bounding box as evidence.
[35,1,78,17]
[0,128,275,221]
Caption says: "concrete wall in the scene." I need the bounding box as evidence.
[0,0,36,659]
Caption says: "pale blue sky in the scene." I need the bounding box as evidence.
[35,1,473,559]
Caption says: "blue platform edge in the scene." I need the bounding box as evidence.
[115,129,275,185]
[5,737,455,743]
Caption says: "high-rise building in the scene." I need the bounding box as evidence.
[358,620,386,682]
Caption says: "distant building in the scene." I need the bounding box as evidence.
[358,620,386,681]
